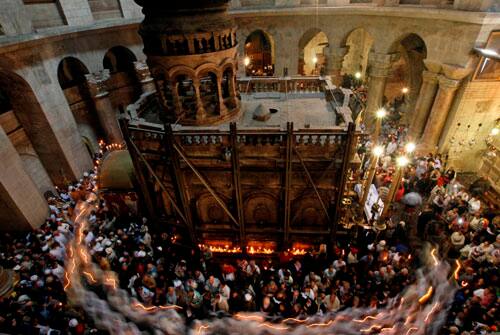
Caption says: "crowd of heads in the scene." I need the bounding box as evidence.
[0,108,498,335]
[357,106,500,334]
[0,170,101,334]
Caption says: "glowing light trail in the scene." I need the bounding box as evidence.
[418,286,433,304]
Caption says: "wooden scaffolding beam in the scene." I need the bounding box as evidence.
[164,123,196,243]
[230,123,246,246]
[283,122,293,246]
[330,122,356,243]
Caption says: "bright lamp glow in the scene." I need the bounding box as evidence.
[244,56,250,66]
[312,56,318,64]
[376,108,387,119]
[481,49,498,57]
[402,87,409,94]
[396,156,409,167]
[491,127,499,136]
[405,142,416,153]
[373,146,384,157]
[354,72,362,79]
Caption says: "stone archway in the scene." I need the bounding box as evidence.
[244,30,275,76]
[103,46,141,105]
[0,69,74,186]
[342,28,374,80]
[385,33,427,121]
[58,57,101,159]
[298,28,329,76]
[103,46,137,74]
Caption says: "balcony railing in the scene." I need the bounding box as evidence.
[230,0,496,12]
[237,76,324,95]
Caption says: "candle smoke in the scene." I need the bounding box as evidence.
[65,198,456,335]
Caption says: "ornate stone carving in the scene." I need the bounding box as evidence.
[437,74,461,90]
[133,60,154,84]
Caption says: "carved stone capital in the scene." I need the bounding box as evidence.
[329,46,349,59]
[134,60,154,83]
[423,59,442,74]
[437,74,461,90]
[422,70,439,84]
[441,64,473,81]
[85,70,110,98]
[369,52,399,78]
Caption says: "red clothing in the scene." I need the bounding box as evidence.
[395,186,405,202]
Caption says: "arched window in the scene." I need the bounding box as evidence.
[103,46,137,73]
[385,34,427,111]
[0,87,12,115]
[342,28,374,80]
[244,30,274,76]
[298,29,329,76]
[176,75,197,119]
[199,72,220,116]
[57,57,90,89]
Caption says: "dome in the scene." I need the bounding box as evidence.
[253,104,271,121]
[98,150,136,191]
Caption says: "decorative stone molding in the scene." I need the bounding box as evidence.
[421,70,439,84]
[437,75,461,90]
[85,70,110,98]
[423,59,442,74]
[441,64,473,81]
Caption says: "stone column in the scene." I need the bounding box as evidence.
[170,80,183,116]
[192,79,207,122]
[133,60,156,94]
[0,126,48,230]
[229,73,239,106]
[327,46,348,86]
[419,75,461,153]
[216,76,228,116]
[86,70,123,144]
[364,52,398,129]
[409,69,439,138]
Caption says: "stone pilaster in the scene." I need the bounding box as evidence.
[133,60,156,94]
[419,75,461,152]
[58,0,93,26]
[364,52,398,129]
[86,70,123,144]
[409,70,439,138]
[0,126,48,230]
[327,46,348,86]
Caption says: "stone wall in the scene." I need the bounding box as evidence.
[0,111,54,195]
[24,2,66,30]
[440,80,500,172]
[0,6,498,229]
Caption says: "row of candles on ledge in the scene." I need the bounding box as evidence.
[98,140,125,153]
[199,244,308,256]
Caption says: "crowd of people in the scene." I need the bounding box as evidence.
[358,106,500,335]
[0,109,498,335]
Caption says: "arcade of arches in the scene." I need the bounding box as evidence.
[0,1,499,334]
[0,0,497,231]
